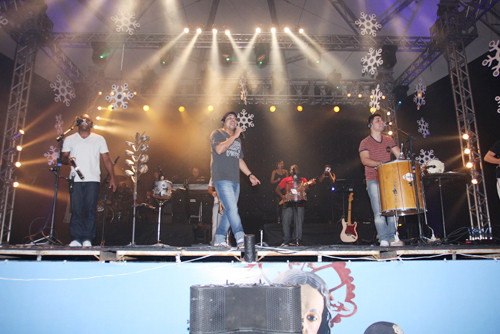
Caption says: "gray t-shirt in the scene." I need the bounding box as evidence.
[210,129,244,183]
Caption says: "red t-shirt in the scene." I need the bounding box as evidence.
[359,135,397,181]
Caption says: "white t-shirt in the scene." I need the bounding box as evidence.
[62,132,109,182]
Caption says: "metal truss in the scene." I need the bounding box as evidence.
[433,0,492,240]
[0,43,38,244]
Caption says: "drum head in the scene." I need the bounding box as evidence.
[153,180,172,198]
[424,159,445,174]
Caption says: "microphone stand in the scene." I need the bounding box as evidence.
[31,123,76,245]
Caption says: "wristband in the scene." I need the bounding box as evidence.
[248,173,253,179]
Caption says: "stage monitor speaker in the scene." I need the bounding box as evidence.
[190,284,302,334]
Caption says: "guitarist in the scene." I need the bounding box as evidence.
[275,164,315,246]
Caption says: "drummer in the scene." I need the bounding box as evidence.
[359,113,403,247]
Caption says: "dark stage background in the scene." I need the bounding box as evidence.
[1,52,498,246]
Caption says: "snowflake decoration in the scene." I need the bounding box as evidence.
[49,75,76,107]
[369,84,383,111]
[417,117,430,138]
[54,114,63,135]
[111,10,140,35]
[413,79,426,111]
[237,109,254,131]
[482,40,500,77]
[355,12,382,37]
[105,83,135,110]
[415,149,437,166]
[44,146,59,166]
[496,96,500,113]
[0,15,8,27]
[239,75,248,105]
[361,48,383,77]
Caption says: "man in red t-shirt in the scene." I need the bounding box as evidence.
[359,113,402,247]
[275,164,314,246]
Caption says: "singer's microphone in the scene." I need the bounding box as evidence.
[239,130,245,140]
[76,117,83,126]
[70,157,85,180]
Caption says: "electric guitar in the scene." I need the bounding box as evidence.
[278,178,317,206]
[340,192,358,243]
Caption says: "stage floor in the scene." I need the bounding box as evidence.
[1,242,499,262]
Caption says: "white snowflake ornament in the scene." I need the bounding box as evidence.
[355,12,382,37]
[417,117,430,138]
[496,96,500,113]
[44,145,59,166]
[0,15,8,27]
[106,83,135,110]
[55,114,63,135]
[361,48,383,77]
[50,75,76,107]
[369,84,383,111]
[413,79,426,110]
[415,149,437,166]
[482,40,500,77]
[237,109,254,131]
[111,11,140,35]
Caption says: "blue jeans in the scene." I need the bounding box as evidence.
[213,181,245,244]
[70,182,100,242]
[366,180,396,243]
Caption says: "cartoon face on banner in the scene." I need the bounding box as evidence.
[243,262,357,333]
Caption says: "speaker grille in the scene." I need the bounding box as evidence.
[190,285,301,334]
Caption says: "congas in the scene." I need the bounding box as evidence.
[152,180,172,199]
[377,160,424,216]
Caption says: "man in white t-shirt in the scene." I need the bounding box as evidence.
[62,114,117,247]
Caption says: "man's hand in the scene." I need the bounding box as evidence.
[249,174,261,186]
[109,177,117,192]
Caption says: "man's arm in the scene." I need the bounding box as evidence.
[484,150,500,165]
[61,151,70,165]
[360,150,382,167]
[391,145,402,159]
[239,159,261,186]
[101,152,117,192]
[275,184,285,199]
[214,128,244,155]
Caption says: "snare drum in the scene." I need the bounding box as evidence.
[377,160,424,216]
[152,180,172,199]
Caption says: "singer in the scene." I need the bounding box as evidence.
[210,111,261,249]
[61,114,117,247]
[359,113,403,247]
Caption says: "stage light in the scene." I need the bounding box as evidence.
[98,91,103,95]
[184,27,190,33]
[256,27,261,34]
[382,95,386,99]
[370,107,377,113]
[208,105,214,111]
[464,148,471,154]
[19,129,25,135]
[466,161,473,168]
[347,93,352,98]
[388,130,393,135]
[270,106,276,112]
[13,181,19,188]
[16,145,22,151]
[471,178,478,184]
[94,125,101,130]
[97,106,102,111]
[358,93,363,98]
[96,116,101,120]
[284,27,290,33]
[271,27,276,33]
[107,105,113,111]
[462,133,469,140]
[255,43,270,68]
[299,28,304,34]
[212,28,217,34]
[225,29,230,35]
[196,27,202,34]
[91,41,111,64]
[143,105,150,111]
[160,49,174,66]
[333,106,340,112]
[297,105,303,112]
[15,161,21,168]
[386,111,391,115]
[179,106,185,112]
[331,186,335,191]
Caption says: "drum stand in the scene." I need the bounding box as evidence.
[153,197,169,247]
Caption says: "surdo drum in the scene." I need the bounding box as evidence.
[152,180,172,199]
[377,159,424,216]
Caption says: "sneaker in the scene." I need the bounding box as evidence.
[379,240,390,247]
[214,241,230,248]
[69,240,82,247]
[236,240,245,250]
[390,239,404,247]
[279,243,289,247]
[82,240,92,247]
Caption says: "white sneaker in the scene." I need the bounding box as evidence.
[214,241,230,248]
[390,239,404,247]
[379,240,390,247]
[69,240,82,247]
[82,240,92,247]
